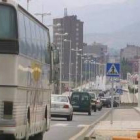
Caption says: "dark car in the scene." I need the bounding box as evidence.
[100,96,120,108]
[71,92,92,115]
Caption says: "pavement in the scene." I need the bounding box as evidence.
[43,108,109,140]
[89,108,140,140]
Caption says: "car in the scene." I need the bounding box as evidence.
[96,98,103,111]
[51,95,73,121]
[100,96,120,108]
[98,92,104,98]
[89,92,103,112]
[70,92,92,115]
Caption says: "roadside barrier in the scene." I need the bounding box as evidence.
[113,132,140,140]
[112,137,140,140]
[137,132,140,138]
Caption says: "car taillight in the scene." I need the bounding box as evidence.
[63,105,69,109]
[96,101,100,104]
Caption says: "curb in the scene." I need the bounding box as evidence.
[84,109,112,140]
[134,107,140,115]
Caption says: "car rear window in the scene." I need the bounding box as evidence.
[81,94,89,101]
[51,96,68,102]
[71,93,80,101]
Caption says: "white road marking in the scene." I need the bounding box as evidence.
[52,123,68,127]
[69,126,90,140]
[77,124,90,128]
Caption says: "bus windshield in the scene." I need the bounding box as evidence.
[0,5,17,39]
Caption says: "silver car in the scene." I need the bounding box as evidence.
[51,95,73,121]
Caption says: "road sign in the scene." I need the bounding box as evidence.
[116,88,123,95]
[106,63,120,77]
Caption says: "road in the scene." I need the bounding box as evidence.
[43,108,109,140]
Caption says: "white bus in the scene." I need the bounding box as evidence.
[0,0,58,140]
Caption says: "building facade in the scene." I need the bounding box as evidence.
[83,42,108,63]
[120,45,140,60]
[53,14,83,89]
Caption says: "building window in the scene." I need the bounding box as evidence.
[76,37,79,41]
[76,28,79,31]
[76,32,79,36]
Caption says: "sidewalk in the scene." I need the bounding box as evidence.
[92,108,140,140]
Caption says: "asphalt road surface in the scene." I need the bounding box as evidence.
[43,108,109,140]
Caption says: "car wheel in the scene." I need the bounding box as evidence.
[88,110,91,116]
[70,114,73,121]
[107,104,111,108]
[67,114,72,121]
[98,107,102,111]
[94,107,96,112]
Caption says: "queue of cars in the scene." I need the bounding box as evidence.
[50,90,120,121]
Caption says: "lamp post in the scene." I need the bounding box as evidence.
[55,32,68,94]
[77,54,85,86]
[35,12,51,23]
[90,61,95,82]
[84,60,88,83]
[47,23,61,28]
[71,48,82,87]
[27,0,31,11]
[89,60,94,83]
[64,39,72,96]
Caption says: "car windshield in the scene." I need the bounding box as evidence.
[51,96,68,102]
[81,94,89,101]
[71,93,80,101]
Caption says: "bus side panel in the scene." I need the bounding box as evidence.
[17,55,51,136]
[0,54,18,86]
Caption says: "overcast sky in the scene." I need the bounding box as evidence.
[17,0,128,22]
[18,0,128,12]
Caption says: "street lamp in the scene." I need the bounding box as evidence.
[55,32,68,94]
[71,48,82,87]
[84,60,88,84]
[35,12,51,23]
[27,0,31,11]
[47,23,61,28]
[64,39,72,96]
[77,53,85,86]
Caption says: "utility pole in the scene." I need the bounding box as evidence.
[55,33,68,94]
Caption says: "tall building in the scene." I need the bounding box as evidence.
[53,13,84,88]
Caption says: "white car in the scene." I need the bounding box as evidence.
[51,95,73,121]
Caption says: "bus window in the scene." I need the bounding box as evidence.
[0,5,17,39]
[18,11,27,54]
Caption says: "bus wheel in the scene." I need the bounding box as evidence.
[33,133,43,140]
[25,108,30,140]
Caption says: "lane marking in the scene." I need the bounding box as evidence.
[69,109,111,140]
[52,123,68,127]
[77,125,89,128]
[69,126,90,140]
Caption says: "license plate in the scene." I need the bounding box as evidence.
[51,104,60,108]
[73,106,79,108]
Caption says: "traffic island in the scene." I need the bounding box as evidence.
[112,131,140,140]
[84,108,140,140]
